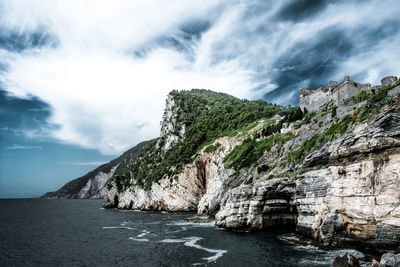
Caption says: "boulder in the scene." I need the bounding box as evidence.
[332,253,360,267]
[379,253,400,267]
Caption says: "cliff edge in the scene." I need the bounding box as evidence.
[103,76,400,254]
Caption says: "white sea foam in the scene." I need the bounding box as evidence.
[129,237,149,242]
[165,226,187,233]
[159,236,227,264]
[166,221,215,228]
[137,230,150,238]
[102,226,135,230]
[298,258,328,266]
[159,238,185,243]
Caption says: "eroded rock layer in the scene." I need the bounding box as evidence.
[101,77,400,253]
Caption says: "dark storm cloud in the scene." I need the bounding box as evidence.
[264,27,353,104]
[263,19,400,105]
[180,19,212,39]
[1,0,399,154]
[0,89,53,132]
[0,27,58,53]
[276,0,332,22]
[132,19,212,61]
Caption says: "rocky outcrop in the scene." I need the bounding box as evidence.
[102,77,400,255]
[45,140,150,199]
[103,136,239,211]
[294,105,400,253]
[158,94,186,151]
[215,178,297,230]
[103,162,201,210]
[332,253,360,267]
[379,253,400,267]
[213,105,400,253]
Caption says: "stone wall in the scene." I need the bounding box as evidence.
[299,87,330,112]
[299,75,398,113]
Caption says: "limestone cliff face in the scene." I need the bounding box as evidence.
[103,78,400,253]
[214,91,400,253]
[45,141,149,199]
[215,178,297,230]
[103,135,239,211]
[294,106,400,253]
[158,94,186,151]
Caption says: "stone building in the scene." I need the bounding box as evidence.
[299,75,399,114]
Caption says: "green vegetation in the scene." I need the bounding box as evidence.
[108,79,400,191]
[224,133,295,172]
[205,142,221,153]
[287,115,353,163]
[331,106,337,118]
[304,111,317,123]
[325,115,352,140]
[357,80,400,121]
[112,89,303,190]
[224,137,273,172]
[352,90,372,104]
[286,80,400,164]
[261,120,282,137]
[257,164,270,173]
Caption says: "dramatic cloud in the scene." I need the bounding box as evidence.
[0,0,399,155]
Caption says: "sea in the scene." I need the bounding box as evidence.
[0,199,364,266]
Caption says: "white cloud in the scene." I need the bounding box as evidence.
[6,144,42,150]
[0,0,399,155]
[1,0,259,155]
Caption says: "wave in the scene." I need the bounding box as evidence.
[166,220,215,228]
[159,236,227,264]
[101,226,135,230]
[137,230,150,238]
[129,237,149,242]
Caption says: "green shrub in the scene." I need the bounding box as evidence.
[304,111,317,123]
[356,80,400,122]
[331,106,337,118]
[225,132,294,172]
[205,142,221,153]
[287,115,353,163]
[257,164,270,173]
[353,90,372,104]
[224,137,274,171]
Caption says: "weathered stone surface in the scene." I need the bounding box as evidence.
[214,104,400,253]
[371,259,380,267]
[333,253,360,267]
[381,76,398,86]
[104,136,239,212]
[389,85,400,97]
[158,94,186,151]
[102,77,400,255]
[215,178,297,230]
[379,253,400,267]
[299,76,373,113]
[46,140,150,199]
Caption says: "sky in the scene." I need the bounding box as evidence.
[1,0,399,198]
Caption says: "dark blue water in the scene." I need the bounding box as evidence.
[0,199,358,266]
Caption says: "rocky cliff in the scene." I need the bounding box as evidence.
[103,77,400,254]
[44,141,149,199]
